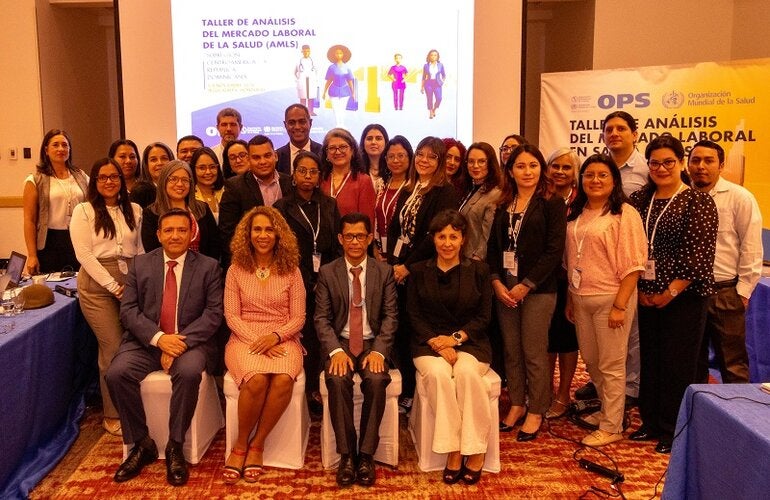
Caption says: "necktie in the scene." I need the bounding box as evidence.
[349,266,363,356]
[160,261,178,334]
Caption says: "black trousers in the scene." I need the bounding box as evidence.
[638,292,708,438]
[324,338,391,456]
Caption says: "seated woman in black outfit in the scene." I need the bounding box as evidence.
[140,160,220,259]
[274,150,341,405]
[408,209,493,485]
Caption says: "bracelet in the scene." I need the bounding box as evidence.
[274,332,281,343]
[612,304,626,311]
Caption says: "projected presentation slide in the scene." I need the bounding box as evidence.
[170,0,473,147]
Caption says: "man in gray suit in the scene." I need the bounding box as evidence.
[314,213,398,487]
[106,209,223,486]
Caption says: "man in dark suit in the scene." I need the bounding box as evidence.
[314,213,398,487]
[275,104,323,175]
[106,209,223,486]
[218,135,292,266]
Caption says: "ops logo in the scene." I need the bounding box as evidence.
[597,93,650,109]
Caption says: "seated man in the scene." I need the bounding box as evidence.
[314,213,398,487]
[106,208,223,486]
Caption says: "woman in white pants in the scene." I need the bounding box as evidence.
[407,210,493,485]
[565,154,647,446]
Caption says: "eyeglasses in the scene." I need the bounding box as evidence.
[341,233,368,242]
[386,153,408,161]
[168,176,191,185]
[499,145,515,153]
[648,159,678,171]
[296,167,319,176]
[228,152,248,162]
[328,145,350,154]
[415,151,439,161]
[196,164,219,172]
[467,159,487,167]
[583,172,611,181]
[96,174,121,183]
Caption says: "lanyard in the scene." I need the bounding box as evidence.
[459,184,481,212]
[507,195,531,251]
[297,202,321,253]
[108,205,125,258]
[398,182,424,238]
[377,179,404,235]
[572,209,600,264]
[330,171,351,198]
[644,183,684,255]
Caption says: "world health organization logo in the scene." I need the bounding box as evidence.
[662,91,684,109]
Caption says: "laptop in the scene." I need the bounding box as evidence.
[1,251,27,291]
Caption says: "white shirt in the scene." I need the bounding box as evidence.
[618,149,649,197]
[26,173,87,229]
[289,140,311,168]
[211,143,225,165]
[69,202,144,293]
[150,250,188,346]
[709,177,763,299]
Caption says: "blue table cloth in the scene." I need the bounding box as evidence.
[746,276,770,382]
[663,383,770,499]
[0,280,94,499]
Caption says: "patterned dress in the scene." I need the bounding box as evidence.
[224,265,306,386]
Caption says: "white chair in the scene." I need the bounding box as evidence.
[318,369,402,469]
[121,370,223,464]
[408,368,501,473]
[223,370,309,469]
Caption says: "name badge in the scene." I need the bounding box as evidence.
[571,268,582,289]
[312,252,321,273]
[118,259,128,275]
[394,238,404,258]
[503,251,517,275]
[643,259,656,280]
[380,236,387,255]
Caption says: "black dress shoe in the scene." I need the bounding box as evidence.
[356,453,376,486]
[655,438,672,454]
[516,429,539,442]
[165,440,189,486]
[629,426,659,441]
[575,381,597,400]
[336,453,356,487]
[114,439,158,483]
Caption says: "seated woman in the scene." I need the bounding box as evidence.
[190,147,225,223]
[222,206,306,484]
[407,210,493,485]
[140,160,220,259]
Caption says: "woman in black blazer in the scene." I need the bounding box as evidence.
[408,210,492,485]
[274,151,341,402]
[386,136,459,409]
[487,144,566,441]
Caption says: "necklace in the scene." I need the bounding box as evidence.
[255,266,271,280]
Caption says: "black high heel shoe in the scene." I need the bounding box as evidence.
[516,428,539,442]
[443,466,463,484]
[460,464,483,485]
[499,412,527,432]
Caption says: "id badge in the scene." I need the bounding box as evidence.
[312,252,321,273]
[394,238,404,258]
[118,259,128,275]
[503,251,517,275]
[380,236,387,255]
[571,268,582,289]
[643,259,656,280]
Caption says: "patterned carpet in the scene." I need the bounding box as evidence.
[29,366,670,499]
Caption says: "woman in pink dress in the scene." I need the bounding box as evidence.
[222,206,306,484]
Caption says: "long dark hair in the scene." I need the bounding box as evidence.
[380,135,414,183]
[567,154,628,221]
[360,123,389,176]
[498,144,550,207]
[190,147,225,191]
[108,139,141,178]
[222,139,249,178]
[140,142,174,182]
[87,158,137,238]
[639,134,689,198]
[465,142,501,193]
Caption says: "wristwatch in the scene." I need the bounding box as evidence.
[451,331,463,346]
[667,286,679,297]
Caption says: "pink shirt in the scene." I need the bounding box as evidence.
[565,202,647,296]
[320,172,376,224]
